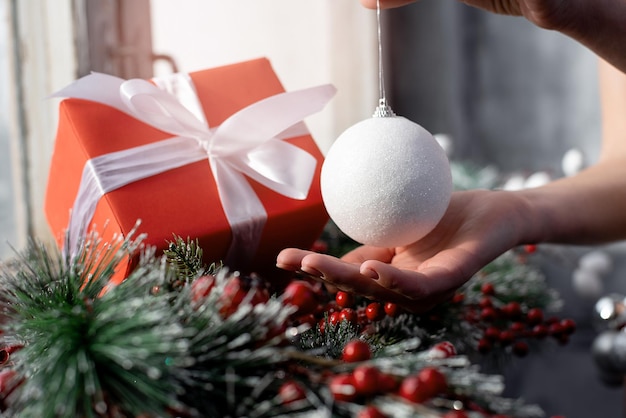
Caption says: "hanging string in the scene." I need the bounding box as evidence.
[377,0,385,104]
[373,0,396,117]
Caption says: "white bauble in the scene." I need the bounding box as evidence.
[524,171,551,189]
[579,250,613,275]
[572,268,604,299]
[321,116,453,248]
[562,148,585,177]
[502,174,526,191]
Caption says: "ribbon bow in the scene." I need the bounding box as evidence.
[52,72,336,267]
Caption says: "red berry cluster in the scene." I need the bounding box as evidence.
[286,284,402,333]
[190,273,271,318]
[325,339,463,417]
[327,362,452,417]
[459,282,576,356]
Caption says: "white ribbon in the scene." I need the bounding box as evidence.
[52,72,336,267]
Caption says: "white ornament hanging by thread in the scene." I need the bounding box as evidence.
[321,1,453,247]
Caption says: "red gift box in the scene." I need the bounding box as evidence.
[45,58,334,283]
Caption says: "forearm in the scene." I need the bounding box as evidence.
[517,161,626,245]
[517,59,626,246]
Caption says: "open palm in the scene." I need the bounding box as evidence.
[277,189,533,313]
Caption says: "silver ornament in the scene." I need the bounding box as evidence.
[592,330,626,374]
[593,294,626,330]
[572,268,603,299]
[579,250,613,276]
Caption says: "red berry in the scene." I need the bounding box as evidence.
[560,318,577,335]
[0,369,17,394]
[477,338,492,354]
[335,291,355,309]
[480,307,497,322]
[484,326,500,341]
[352,365,380,396]
[318,318,326,334]
[278,380,306,404]
[478,297,493,309]
[384,302,399,317]
[250,289,270,308]
[357,405,388,418]
[329,311,342,325]
[399,375,431,403]
[417,367,447,397]
[526,308,544,325]
[328,374,357,402]
[509,321,526,335]
[283,281,319,316]
[451,293,465,304]
[512,341,529,357]
[532,324,549,339]
[365,302,385,321]
[218,277,249,317]
[548,322,565,337]
[191,275,215,304]
[524,244,537,253]
[481,282,495,296]
[499,330,515,346]
[339,308,358,324]
[430,341,457,358]
[502,301,522,319]
[342,340,372,362]
[464,309,478,323]
[310,240,328,253]
[357,308,369,325]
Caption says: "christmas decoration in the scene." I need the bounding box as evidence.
[321,115,453,247]
[0,224,574,417]
[569,249,614,299]
[561,148,585,177]
[45,58,335,283]
[592,293,626,386]
[320,2,452,248]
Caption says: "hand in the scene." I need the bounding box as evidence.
[361,0,576,31]
[362,0,625,72]
[277,189,536,313]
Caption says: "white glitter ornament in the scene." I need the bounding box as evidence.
[321,1,452,248]
[321,111,453,247]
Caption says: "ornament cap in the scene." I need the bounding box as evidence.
[372,98,396,118]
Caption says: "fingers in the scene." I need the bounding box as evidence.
[360,260,461,308]
[277,248,468,313]
[294,253,451,313]
[341,245,395,264]
[277,246,394,272]
[299,253,412,302]
[276,248,316,272]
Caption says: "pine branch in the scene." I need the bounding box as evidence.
[0,233,189,417]
[163,236,211,285]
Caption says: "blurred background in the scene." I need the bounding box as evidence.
[0,0,623,416]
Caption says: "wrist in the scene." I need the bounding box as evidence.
[508,188,555,246]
